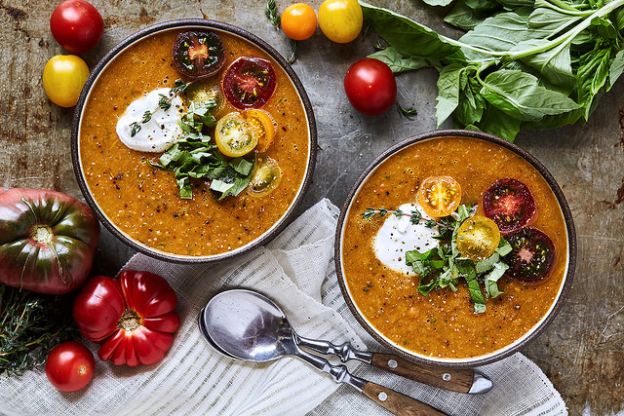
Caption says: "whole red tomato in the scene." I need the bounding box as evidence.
[344,58,397,116]
[0,188,100,294]
[73,270,180,367]
[50,0,104,54]
[45,341,95,392]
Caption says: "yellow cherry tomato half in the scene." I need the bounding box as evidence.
[243,109,277,153]
[42,55,90,108]
[456,215,501,261]
[417,176,462,218]
[318,0,363,44]
[248,156,282,197]
[281,3,317,41]
[215,112,258,157]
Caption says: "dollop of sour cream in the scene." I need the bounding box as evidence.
[373,203,439,275]
[116,88,184,152]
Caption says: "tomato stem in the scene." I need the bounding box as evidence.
[30,225,53,246]
[118,309,142,331]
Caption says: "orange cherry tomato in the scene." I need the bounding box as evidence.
[243,109,277,152]
[417,176,462,218]
[281,3,317,41]
[456,215,501,261]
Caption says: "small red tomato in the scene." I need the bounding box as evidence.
[344,58,397,116]
[45,341,95,392]
[50,0,104,54]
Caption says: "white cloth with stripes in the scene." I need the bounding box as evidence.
[0,199,566,416]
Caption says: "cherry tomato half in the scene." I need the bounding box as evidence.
[456,215,501,261]
[50,0,104,54]
[45,341,95,393]
[43,55,90,108]
[318,0,363,44]
[483,178,536,234]
[221,57,277,109]
[417,176,462,218]
[173,31,225,80]
[248,156,282,197]
[506,227,555,282]
[281,3,317,41]
[215,112,258,157]
[344,58,397,116]
[243,109,277,152]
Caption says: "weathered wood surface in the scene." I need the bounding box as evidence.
[0,0,622,414]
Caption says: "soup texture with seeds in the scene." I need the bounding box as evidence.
[79,30,309,256]
[342,137,568,359]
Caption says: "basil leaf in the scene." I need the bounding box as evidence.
[230,157,254,176]
[477,105,521,141]
[484,262,509,298]
[176,177,193,200]
[609,49,624,90]
[361,1,464,61]
[475,252,500,273]
[527,6,580,33]
[368,47,429,73]
[444,1,487,31]
[511,39,575,89]
[497,238,513,256]
[576,47,611,120]
[436,64,464,126]
[480,69,580,121]
[456,262,486,313]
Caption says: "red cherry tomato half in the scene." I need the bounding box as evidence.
[221,57,277,109]
[45,341,95,393]
[344,58,397,116]
[50,0,104,54]
[483,178,536,234]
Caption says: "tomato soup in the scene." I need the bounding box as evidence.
[341,137,568,359]
[79,29,310,257]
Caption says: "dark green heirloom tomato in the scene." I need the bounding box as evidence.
[0,189,100,294]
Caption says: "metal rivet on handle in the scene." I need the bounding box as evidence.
[378,392,388,401]
[442,373,452,381]
[388,359,398,369]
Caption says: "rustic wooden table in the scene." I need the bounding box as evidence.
[1,0,623,414]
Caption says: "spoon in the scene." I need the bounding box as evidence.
[199,289,491,394]
[200,289,448,416]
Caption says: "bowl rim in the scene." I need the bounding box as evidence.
[334,129,576,368]
[71,18,317,264]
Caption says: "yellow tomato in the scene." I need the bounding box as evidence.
[215,112,258,157]
[42,55,90,108]
[417,176,462,218]
[281,3,317,41]
[243,109,277,152]
[318,0,363,44]
[456,215,501,261]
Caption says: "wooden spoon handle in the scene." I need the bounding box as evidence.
[362,381,448,416]
[371,353,492,394]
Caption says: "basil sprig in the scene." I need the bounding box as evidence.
[362,0,624,141]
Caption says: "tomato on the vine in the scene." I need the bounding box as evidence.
[344,58,396,116]
[43,55,90,108]
[281,3,317,41]
[50,0,104,54]
[45,341,95,392]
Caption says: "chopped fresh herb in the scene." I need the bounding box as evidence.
[158,94,172,111]
[142,111,152,123]
[402,204,511,314]
[130,122,141,137]
[152,95,254,200]
[397,104,418,119]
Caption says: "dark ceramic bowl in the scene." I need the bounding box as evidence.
[71,19,316,263]
[335,130,576,368]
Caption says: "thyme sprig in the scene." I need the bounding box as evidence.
[362,207,441,229]
[130,79,192,137]
[397,104,418,120]
[0,285,77,376]
[265,0,280,28]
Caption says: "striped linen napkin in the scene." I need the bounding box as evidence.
[0,199,566,415]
